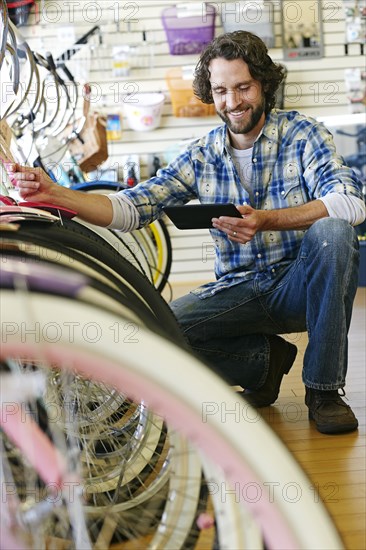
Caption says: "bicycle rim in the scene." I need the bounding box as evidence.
[1,289,344,549]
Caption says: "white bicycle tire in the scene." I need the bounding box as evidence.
[1,290,344,550]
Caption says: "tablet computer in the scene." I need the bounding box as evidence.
[163,203,242,229]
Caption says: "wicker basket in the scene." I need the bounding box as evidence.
[162,3,216,55]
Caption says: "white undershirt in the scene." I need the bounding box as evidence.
[228,145,254,201]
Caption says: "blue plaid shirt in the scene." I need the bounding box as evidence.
[122,109,363,298]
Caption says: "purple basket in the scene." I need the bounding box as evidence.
[162,3,216,55]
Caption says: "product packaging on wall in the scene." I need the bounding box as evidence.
[220,1,275,48]
[342,0,366,55]
[106,114,123,141]
[121,154,140,187]
[344,68,366,113]
[281,0,324,60]
[6,0,35,27]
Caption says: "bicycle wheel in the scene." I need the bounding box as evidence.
[1,260,344,549]
[75,217,154,284]
[0,218,184,345]
[0,259,260,549]
[72,182,173,292]
[1,246,163,334]
[143,218,172,294]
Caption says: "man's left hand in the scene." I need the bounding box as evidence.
[212,205,266,243]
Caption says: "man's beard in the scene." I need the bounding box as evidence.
[217,101,265,135]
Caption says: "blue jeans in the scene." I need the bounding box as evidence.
[170,219,360,391]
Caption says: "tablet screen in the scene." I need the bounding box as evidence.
[163,203,242,229]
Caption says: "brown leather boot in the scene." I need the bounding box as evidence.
[242,335,297,407]
[305,387,358,434]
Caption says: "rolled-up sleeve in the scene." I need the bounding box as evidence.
[302,122,364,201]
[106,194,140,231]
[319,193,366,226]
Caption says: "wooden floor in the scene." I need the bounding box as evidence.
[265,287,366,550]
[166,283,366,549]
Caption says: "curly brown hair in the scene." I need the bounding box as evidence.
[193,31,286,114]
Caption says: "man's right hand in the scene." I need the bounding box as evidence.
[4,163,114,227]
[5,163,56,203]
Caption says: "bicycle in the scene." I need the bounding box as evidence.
[0,9,349,548]
[72,181,173,294]
[0,14,173,293]
[0,251,344,549]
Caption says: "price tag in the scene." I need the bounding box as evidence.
[176,2,206,18]
[182,65,195,80]
[57,26,76,50]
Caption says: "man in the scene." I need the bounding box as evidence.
[7,32,365,434]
